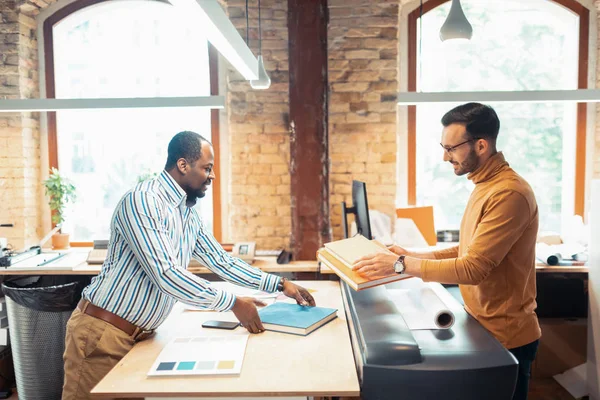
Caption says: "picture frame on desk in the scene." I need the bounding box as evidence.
[232,242,256,264]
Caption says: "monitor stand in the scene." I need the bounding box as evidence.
[341,201,357,239]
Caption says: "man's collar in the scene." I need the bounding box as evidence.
[467,152,509,184]
[158,170,187,207]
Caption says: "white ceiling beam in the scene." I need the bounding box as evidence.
[169,0,259,80]
[396,89,600,105]
[0,96,225,112]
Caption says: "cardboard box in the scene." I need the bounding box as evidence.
[532,318,587,378]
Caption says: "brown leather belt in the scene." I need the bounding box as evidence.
[77,299,155,342]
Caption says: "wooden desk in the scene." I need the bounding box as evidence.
[188,258,319,274]
[0,248,319,276]
[92,281,360,399]
[407,244,590,274]
[318,263,590,275]
[0,250,101,275]
[535,265,589,274]
[319,263,335,274]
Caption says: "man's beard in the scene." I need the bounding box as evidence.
[196,180,210,199]
[185,182,208,207]
[454,148,479,176]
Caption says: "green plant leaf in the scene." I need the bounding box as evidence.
[43,168,77,225]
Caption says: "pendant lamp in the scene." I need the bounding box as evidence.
[250,0,271,89]
[439,0,473,42]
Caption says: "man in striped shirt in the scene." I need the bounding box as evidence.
[62,131,315,400]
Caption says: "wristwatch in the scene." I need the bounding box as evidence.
[277,277,287,292]
[394,255,406,274]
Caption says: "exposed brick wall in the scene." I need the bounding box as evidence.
[0,0,292,251]
[223,0,291,250]
[328,0,399,240]
[0,1,47,250]
[1,0,600,252]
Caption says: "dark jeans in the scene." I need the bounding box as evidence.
[509,339,540,400]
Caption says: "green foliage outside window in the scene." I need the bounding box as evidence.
[417,1,575,233]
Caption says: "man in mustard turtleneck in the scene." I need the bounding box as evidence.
[353,103,541,400]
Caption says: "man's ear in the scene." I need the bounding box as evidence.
[176,158,188,175]
[477,139,488,154]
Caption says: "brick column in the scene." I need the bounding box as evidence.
[328,1,399,239]
[0,3,43,249]
[223,0,292,249]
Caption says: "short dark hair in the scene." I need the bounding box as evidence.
[165,131,211,170]
[441,103,500,142]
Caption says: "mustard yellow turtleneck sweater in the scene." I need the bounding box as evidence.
[421,152,541,349]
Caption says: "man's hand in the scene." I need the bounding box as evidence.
[352,252,398,280]
[231,296,267,334]
[283,281,316,307]
[388,245,410,256]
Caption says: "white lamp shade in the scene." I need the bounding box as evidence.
[169,0,259,81]
[439,0,473,42]
[250,55,271,90]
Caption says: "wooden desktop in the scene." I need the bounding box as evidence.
[0,246,588,277]
[91,280,360,399]
[0,250,588,278]
[0,248,320,276]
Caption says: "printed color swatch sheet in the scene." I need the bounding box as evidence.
[148,335,249,376]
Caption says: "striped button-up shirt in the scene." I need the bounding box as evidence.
[82,170,281,330]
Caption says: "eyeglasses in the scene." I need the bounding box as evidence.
[440,138,479,154]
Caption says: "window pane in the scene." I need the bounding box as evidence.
[416,0,578,233]
[53,1,212,241]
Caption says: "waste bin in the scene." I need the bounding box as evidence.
[2,276,86,400]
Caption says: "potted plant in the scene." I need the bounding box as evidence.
[43,167,77,249]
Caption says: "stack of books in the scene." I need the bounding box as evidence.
[317,235,412,291]
[258,302,338,336]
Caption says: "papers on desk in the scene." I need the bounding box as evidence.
[183,282,279,311]
[536,243,588,266]
[148,334,249,376]
[6,252,88,271]
[395,205,437,246]
[394,218,429,248]
[386,284,455,330]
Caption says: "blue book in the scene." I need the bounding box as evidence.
[258,302,338,336]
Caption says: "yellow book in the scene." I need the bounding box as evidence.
[324,235,390,265]
[318,236,412,291]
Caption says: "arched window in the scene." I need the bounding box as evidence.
[42,0,221,242]
[407,0,589,234]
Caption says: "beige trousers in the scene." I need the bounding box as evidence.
[62,308,135,400]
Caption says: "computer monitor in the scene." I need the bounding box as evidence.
[341,180,372,240]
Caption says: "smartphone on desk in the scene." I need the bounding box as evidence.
[201,320,240,330]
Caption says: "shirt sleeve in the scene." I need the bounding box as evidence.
[115,191,236,312]
[191,215,281,293]
[431,245,459,259]
[421,190,534,285]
